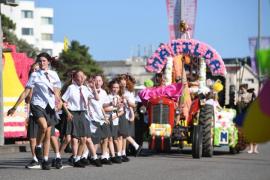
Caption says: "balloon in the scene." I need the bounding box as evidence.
[242,99,270,143]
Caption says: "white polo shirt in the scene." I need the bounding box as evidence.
[26,69,61,109]
[62,84,91,111]
[107,94,122,126]
[123,90,135,120]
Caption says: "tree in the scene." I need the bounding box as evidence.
[1,14,38,58]
[54,40,103,81]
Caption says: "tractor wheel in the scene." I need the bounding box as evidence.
[164,138,171,153]
[229,147,239,154]
[199,104,214,157]
[192,125,202,159]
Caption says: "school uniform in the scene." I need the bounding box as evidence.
[62,84,91,138]
[124,90,136,137]
[84,87,104,144]
[107,94,121,139]
[96,88,111,139]
[26,69,61,126]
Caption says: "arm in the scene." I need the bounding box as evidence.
[7,88,31,116]
[62,101,73,121]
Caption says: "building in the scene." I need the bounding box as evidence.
[1,0,63,56]
[97,56,155,86]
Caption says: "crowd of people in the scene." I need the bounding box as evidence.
[7,52,142,170]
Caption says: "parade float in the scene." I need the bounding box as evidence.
[139,22,241,158]
[2,43,33,140]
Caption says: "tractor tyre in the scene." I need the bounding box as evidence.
[199,104,214,157]
[192,125,202,159]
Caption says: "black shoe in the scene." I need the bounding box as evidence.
[80,157,89,166]
[41,160,51,170]
[25,160,40,169]
[54,158,63,169]
[121,155,130,162]
[68,155,74,166]
[111,156,122,164]
[135,146,142,157]
[73,159,85,168]
[91,158,102,167]
[101,158,112,165]
[35,147,43,162]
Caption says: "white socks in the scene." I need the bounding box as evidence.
[55,152,61,159]
[33,156,38,162]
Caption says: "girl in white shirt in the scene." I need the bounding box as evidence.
[118,74,142,160]
[61,70,92,168]
[104,79,124,163]
[8,52,62,170]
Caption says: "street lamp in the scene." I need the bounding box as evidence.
[0,0,18,146]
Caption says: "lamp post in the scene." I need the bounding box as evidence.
[0,0,18,146]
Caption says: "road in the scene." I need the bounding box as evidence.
[0,143,269,180]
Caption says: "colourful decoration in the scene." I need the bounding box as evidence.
[144,79,154,88]
[149,123,172,137]
[212,79,224,93]
[138,83,183,104]
[145,39,226,76]
[213,108,238,147]
[164,57,173,85]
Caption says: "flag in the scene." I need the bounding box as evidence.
[63,36,69,52]
[248,37,270,74]
[256,48,270,74]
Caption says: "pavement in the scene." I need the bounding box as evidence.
[0,143,30,154]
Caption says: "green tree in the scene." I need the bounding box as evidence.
[55,40,103,81]
[1,14,38,58]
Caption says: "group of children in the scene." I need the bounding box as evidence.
[7,52,142,170]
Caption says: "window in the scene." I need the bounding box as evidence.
[41,33,53,41]
[41,17,53,25]
[21,10,33,18]
[21,28,34,35]
[41,49,53,56]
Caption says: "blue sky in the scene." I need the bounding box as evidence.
[36,0,270,61]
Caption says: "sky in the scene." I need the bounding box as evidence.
[36,0,270,61]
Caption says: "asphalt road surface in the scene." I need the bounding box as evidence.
[0,143,269,180]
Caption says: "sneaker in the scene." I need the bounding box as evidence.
[80,157,89,166]
[25,160,40,169]
[101,158,112,165]
[91,159,102,167]
[111,156,122,164]
[35,147,43,162]
[73,159,85,168]
[54,158,63,169]
[41,160,51,170]
[135,146,142,157]
[121,155,130,162]
[68,155,74,166]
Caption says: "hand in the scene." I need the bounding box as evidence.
[67,112,73,121]
[55,99,63,112]
[7,107,16,116]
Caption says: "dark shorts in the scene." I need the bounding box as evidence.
[100,123,111,139]
[64,111,91,138]
[30,104,58,126]
[90,121,102,145]
[118,115,128,137]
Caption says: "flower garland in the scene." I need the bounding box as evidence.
[146,39,226,77]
